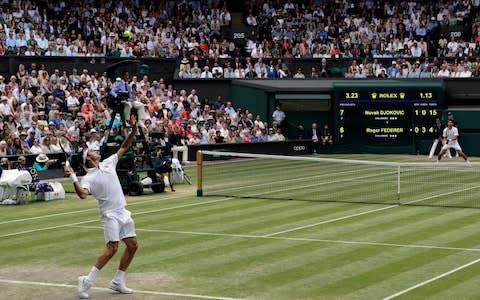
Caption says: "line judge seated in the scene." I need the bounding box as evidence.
[33,153,57,172]
[109,71,147,127]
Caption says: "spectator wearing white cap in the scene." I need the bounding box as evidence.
[200,66,213,78]
[66,90,81,114]
[87,129,104,151]
[0,96,13,116]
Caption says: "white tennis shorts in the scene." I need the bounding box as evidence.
[441,140,462,151]
[101,209,136,243]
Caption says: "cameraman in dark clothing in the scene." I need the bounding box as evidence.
[150,159,175,192]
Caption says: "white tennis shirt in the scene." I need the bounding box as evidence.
[81,154,126,216]
[443,126,458,140]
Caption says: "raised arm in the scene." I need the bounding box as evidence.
[117,116,137,158]
[64,164,89,199]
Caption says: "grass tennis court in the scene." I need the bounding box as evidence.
[1,154,480,300]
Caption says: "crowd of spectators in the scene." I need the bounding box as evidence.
[0,0,235,58]
[344,56,480,78]
[2,0,480,165]
[0,62,290,166]
[0,0,479,61]
[1,0,480,79]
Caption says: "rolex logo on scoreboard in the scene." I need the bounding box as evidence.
[371,92,378,100]
[399,92,405,100]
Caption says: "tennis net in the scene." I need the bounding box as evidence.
[197,151,480,209]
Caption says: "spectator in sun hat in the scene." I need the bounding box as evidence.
[18,131,31,153]
[387,61,400,78]
[47,121,57,134]
[33,153,54,172]
[0,96,13,116]
[180,57,190,68]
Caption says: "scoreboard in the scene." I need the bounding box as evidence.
[334,82,444,147]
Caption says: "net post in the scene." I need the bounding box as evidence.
[196,150,203,197]
[397,165,401,202]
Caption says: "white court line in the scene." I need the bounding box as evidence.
[0,219,98,239]
[71,225,480,253]
[206,165,380,192]
[243,169,396,198]
[0,198,233,239]
[0,279,244,300]
[0,193,190,226]
[264,185,480,237]
[0,165,375,226]
[0,168,389,238]
[382,257,480,300]
[5,176,478,240]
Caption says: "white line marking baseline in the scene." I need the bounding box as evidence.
[0,279,244,300]
[70,225,480,253]
[382,257,480,300]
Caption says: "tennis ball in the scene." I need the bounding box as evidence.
[123,31,132,38]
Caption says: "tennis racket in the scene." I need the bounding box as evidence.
[58,135,81,171]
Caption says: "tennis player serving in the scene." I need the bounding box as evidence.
[437,119,470,163]
[64,116,138,299]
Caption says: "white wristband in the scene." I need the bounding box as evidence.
[70,174,78,184]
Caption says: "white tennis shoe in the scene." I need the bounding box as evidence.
[109,280,133,294]
[78,276,91,299]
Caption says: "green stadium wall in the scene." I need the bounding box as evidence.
[229,80,480,156]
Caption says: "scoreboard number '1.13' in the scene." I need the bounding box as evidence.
[335,85,441,147]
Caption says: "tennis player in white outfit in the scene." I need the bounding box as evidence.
[65,117,138,299]
[437,120,469,163]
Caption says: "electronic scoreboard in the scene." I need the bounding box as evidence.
[333,82,444,147]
